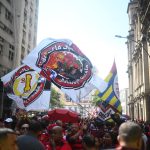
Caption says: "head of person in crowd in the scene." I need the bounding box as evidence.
[0,128,18,150]
[117,121,142,150]
[50,126,63,143]
[46,125,72,150]
[111,114,125,126]
[4,117,13,129]
[40,119,50,130]
[56,120,63,127]
[70,123,79,134]
[102,132,113,148]
[82,134,96,150]
[17,119,30,135]
[47,123,57,134]
[20,123,29,135]
[28,120,42,137]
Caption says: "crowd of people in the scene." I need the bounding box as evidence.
[0,113,150,150]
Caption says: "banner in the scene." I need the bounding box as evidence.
[1,65,51,111]
[96,60,122,113]
[96,101,115,121]
[23,38,107,102]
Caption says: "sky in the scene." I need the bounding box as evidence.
[37,0,130,90]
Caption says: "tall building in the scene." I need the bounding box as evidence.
[0,0,39,77]
[120,88,129,115]
[127,0,150,121]
[0,0,39,117]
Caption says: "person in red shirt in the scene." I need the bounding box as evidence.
[66,123,84,150]
[46,126,72,150]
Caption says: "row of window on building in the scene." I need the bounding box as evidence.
[0,36,14,61]
[0,2,13,23]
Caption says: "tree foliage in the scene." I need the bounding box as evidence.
[91,94,102,106]
[50,88,64,108]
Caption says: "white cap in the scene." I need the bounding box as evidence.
[4,118,13,123]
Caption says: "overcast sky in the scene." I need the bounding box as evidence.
[37,0,130,90]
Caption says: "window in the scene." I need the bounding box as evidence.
[28,44,30,50]
[0,22,4,29]
[6,0,11,4]
[33,38,36,46]
[0,21,13,35]
[0,44,3,55]
[0,36,4,43]
[9,30,13,35]
[21,46,25,53]
[21,46,25,60]
[9,44,14,51]
[29,17,32,26]
[21,53,24,60]
[22,30,26,44]
[5,9,12,23]
[28,32,31,41]
[27,49,30,54]
[8,44,14,61]
[25,0,28,7]
[24,10,27,24]
[9,51,14,61]
[23,9,27,27]
[4,25,13,35]
[23,23,26,29]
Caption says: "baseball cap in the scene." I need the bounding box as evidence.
[4,118,13,123]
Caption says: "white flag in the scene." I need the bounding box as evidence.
[23,38,107,102]
[1,65,51,111]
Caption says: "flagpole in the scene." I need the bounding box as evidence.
[0,86,4,118]
[77,103,95,118]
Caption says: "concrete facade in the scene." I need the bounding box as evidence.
[0,0,39,77]
[127,0,150,121]
[120,88,129,115]
[52,84,95,117]
[0,0,39,117]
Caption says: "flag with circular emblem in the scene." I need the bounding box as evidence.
[23,38,107,102]
[1,65,51,111]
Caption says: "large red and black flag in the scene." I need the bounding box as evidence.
[23,38,107,102]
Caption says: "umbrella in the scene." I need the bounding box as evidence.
[48,108,80,123]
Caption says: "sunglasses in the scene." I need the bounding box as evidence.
[21,127,29,130]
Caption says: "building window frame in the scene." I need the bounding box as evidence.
[0,44,3,55]
[8,50,14,61]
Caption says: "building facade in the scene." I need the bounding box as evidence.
[127,0,150,121]
[120,88,129,115]
[52,84,95,117]
[0,0,39,77]
[0,0,39,117]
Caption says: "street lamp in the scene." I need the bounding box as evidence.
[115,35,150,58]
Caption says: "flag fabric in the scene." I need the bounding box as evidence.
[23,38,107,102]
[96,100,117,121]
[1,65,51,111]
[97,60,122,113]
